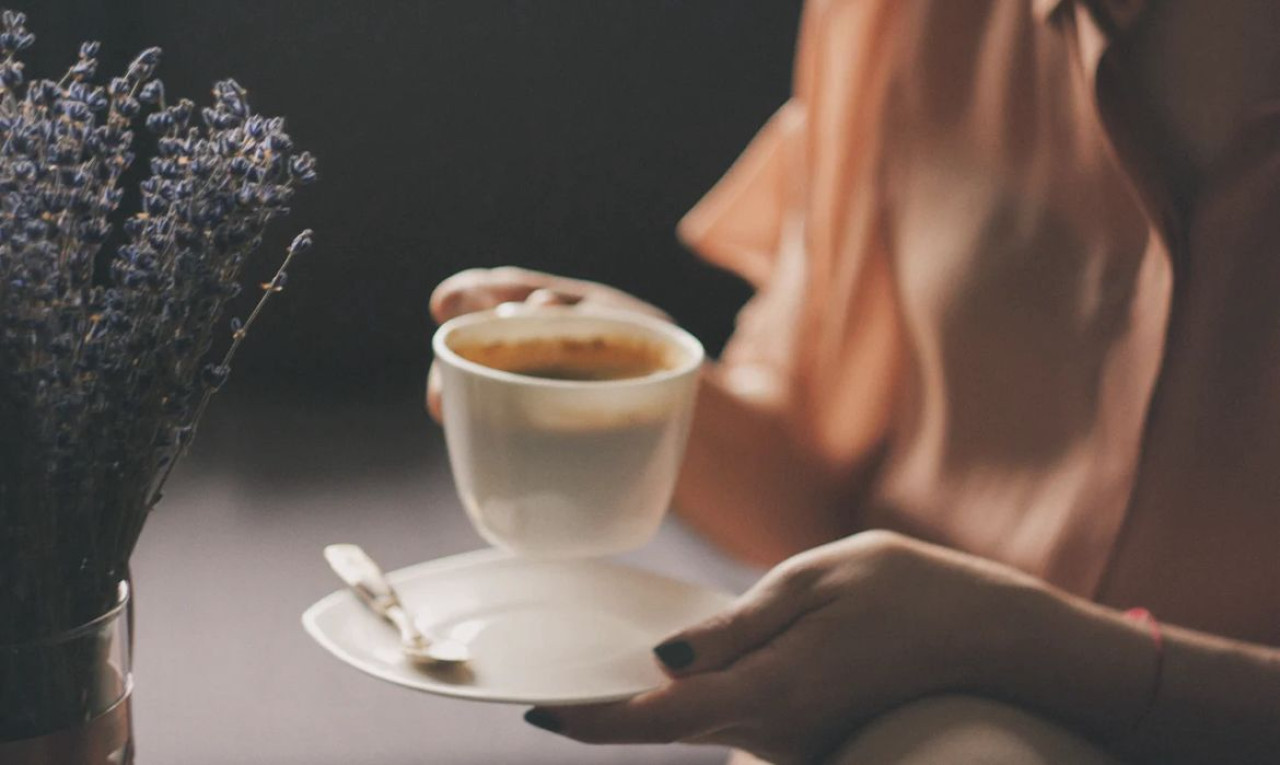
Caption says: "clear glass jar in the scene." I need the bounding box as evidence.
[0,580,133,763]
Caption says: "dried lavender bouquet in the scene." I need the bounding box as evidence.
[0,8,318,652]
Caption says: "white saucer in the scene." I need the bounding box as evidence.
[301,549,735,706]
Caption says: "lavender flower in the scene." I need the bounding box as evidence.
[0,12,318,642]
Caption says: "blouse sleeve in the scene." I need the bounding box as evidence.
[675,0,904,467]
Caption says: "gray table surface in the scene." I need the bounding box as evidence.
[128,395,761,764]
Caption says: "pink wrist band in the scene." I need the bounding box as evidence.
[1123,607,1164,736]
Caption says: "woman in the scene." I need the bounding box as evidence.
[429,0,1280,762]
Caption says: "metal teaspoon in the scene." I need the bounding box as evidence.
[323,544,470,666]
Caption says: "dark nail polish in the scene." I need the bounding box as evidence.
[524,708,563,733]
[653,640,695,670]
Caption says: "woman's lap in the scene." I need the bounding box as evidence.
[727,695,1121,765]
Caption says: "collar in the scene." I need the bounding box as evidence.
[1033,0,1148,33]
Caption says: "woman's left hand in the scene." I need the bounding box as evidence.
[522,530,1055,764]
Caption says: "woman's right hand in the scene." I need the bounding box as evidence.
[426,266,670,420]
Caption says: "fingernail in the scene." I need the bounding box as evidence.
[653,640,695,670]
[524,709,563,733]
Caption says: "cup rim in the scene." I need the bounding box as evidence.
[432,305,705,389]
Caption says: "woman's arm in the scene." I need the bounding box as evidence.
[1005,582,1280,764]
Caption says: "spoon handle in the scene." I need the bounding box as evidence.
[323,543,403,617]
[323,543,470,666]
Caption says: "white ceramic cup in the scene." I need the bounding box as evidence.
[432,306,705,558]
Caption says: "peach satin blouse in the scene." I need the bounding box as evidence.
[680,0,1280,644]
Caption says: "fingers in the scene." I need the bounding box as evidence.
[523,287,581,309]
[525,671,743,745]
[430,266,670,325]
[652,568,818,677]
[430,267,566,324]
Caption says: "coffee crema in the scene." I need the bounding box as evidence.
[450,336,673,381]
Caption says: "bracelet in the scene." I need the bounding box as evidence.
[1123,607,1164,737]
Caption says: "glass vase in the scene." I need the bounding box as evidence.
[0,580,134,764]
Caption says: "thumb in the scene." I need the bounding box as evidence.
[652,568,815,678]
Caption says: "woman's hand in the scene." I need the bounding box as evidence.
[522,532,1280,765]
[522,530,1073,764]
[426,266,669,419]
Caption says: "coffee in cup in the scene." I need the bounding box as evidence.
[448,334,673,382]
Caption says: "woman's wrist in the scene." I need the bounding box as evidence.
[979,581,1159,743]
[951,573,1055,698]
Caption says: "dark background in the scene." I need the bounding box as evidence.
[22,3,802,762]
[32,0,803,401]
